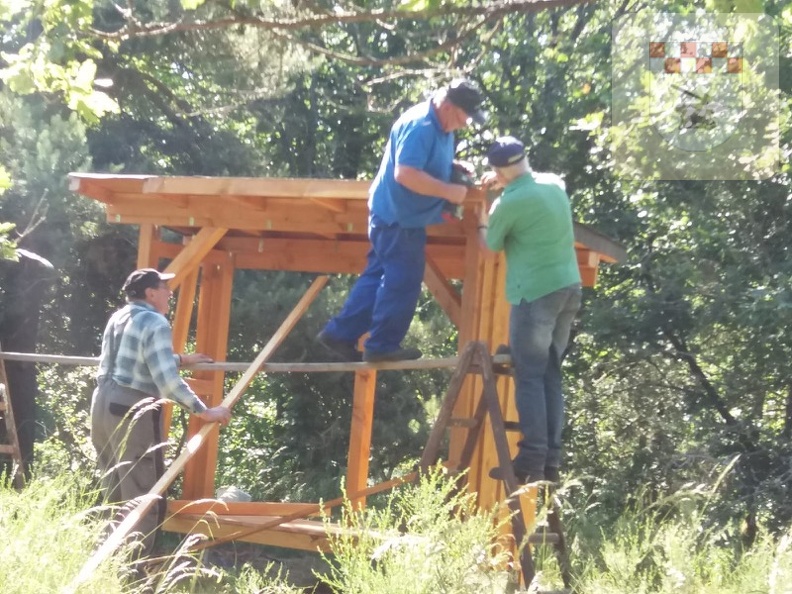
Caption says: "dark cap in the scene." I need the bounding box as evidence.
[122,268,175,298]
[486,136,526,167]
[446,79,487,125]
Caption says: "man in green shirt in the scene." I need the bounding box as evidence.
[480,136,582,484]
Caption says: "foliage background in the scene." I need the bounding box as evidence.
[1,0,792,573]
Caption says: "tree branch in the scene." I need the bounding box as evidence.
[88,0,594,41]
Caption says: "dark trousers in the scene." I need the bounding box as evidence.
[510,284,582,474]
[324,214,426,353]
[90,377,165,558]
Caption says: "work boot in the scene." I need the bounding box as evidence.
[316,330,362,362]
[363,347,423,362]
[488,465,545,485]
[544,466,560,483]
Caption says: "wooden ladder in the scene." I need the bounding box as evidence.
[419,340,571,589]
[0,344,24,488]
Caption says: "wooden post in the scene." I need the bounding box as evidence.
[136,224,158,269]
[162,266,200,436]
[345,368,377,509]
[182,258,235,500]
[66,276,328,592]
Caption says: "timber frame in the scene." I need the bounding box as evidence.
[69,173,625,558]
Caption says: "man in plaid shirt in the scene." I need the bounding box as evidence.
[91,268,231,559]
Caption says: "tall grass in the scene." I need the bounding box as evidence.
[0,473,127,593]
[569,485,792,594]
[321,467,513,594]
[0,472,303,593]
[3,467,792,593]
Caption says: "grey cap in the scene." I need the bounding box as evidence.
[122,268,175,298]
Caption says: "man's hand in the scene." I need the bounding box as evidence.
[445,183,468,205]
[180,353,213,367]
[480,171,504,190]
[196,405,232,425]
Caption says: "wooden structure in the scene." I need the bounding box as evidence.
[68,173,625,572]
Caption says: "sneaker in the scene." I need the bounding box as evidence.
[488,465,545,484]
[316,330,362,362]
[363,347,423,362]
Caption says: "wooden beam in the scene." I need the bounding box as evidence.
[346,369,377,509]
[163,227,228,290]
[155,238,466,279]
[184,377,214,398]
[171,267,199,352]
[181,259,234,499]
[136,224,157,269]
[580,266,598,287]
[423,255,462,327]
[168,500,327,517]
[68,177,114,204]
[105,208,359,237]
[574,222,627,263]
[140,176,371,199]
[163,515,332,552]
[67,275,329,592]
[182,471,419,552]
[310,198,347,213]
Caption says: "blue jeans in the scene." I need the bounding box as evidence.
[510,284,582,474]
[323,214,426,353]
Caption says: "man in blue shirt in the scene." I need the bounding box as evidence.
[91,268,231,558]
[319,79,486,362]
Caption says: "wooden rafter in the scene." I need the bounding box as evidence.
[423,255,462,327]
[164,227,229,289]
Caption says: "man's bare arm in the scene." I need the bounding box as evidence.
[394,165,468,204]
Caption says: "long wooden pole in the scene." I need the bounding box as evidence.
[0,352,507,372]
[65,275,328,593]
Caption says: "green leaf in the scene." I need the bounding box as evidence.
[0,166,10,194]
[180,0,205,9]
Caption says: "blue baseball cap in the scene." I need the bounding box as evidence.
[486,136,526,167]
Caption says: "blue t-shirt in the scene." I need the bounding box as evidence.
[369,100,454,228]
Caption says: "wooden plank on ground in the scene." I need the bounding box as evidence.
[66,275,329,593]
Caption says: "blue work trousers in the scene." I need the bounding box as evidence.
[510,284,582,475]
[324,214,426,353]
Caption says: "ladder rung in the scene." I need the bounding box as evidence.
[528,530,561,545]
[503,421,520,431]
[0,402,6,411]
[0,445,17,455]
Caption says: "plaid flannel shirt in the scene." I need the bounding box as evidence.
[97,302,207,414]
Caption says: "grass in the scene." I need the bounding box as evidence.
[321,467,513,594]
[1,467,792,593]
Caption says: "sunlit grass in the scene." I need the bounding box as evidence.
[3,467,792,593]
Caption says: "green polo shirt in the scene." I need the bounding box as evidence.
[485,172,581,304]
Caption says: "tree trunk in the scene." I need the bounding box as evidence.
[0,256,53,472]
